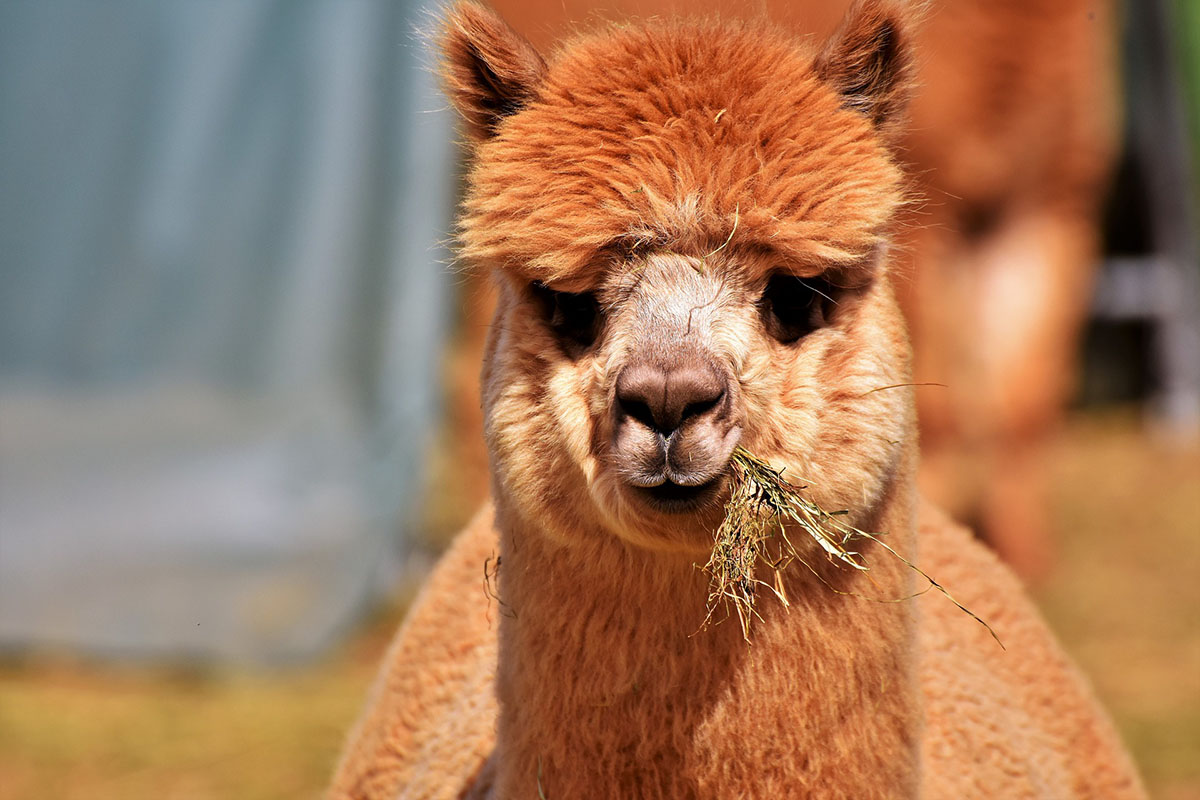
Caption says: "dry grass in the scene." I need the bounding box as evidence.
[701,448,997,644]
[0,411,1195,799]
[699,447,868,638]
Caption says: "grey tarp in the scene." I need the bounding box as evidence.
[0,0,456,662]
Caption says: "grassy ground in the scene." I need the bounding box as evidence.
[0,604,401,800]
[0,410,1196,799]
[1037,412,1200,800]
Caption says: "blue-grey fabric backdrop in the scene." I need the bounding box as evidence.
[0,0,457,662]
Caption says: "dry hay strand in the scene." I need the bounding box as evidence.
[699,448,1000,645]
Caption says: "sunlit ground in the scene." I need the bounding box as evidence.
[0,410,1196,799]
[1036,411,1200,800]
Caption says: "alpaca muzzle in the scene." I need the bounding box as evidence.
[611,350,743,511]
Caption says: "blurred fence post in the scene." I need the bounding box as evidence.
[1093,0,1200,432]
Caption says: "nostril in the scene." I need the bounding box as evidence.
[615,363,669,434]
[618,397,658,431]
[681,390,724,423]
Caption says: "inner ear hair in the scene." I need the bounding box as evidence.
[441,2,547,141]
[815,0,917,135]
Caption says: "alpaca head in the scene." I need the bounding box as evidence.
[442,1,919,553]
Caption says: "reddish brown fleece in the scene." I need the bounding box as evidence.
[330,505,1143,799]
[329,3,1141,798]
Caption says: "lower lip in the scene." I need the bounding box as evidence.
[634,476,722,512]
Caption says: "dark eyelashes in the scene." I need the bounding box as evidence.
[758,273,839,344]
[530,281,601,352]
[530,271,838,353]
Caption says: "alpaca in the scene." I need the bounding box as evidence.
[329,2,1144,797]
[893,0,1120,579]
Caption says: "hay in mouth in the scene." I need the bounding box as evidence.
[699,448,999,644]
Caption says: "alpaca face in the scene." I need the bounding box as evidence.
[483,237,913,554]
[447,4,918,553]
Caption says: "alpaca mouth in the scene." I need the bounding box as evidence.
[635,475,723,512]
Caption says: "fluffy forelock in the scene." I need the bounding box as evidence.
[459,19,907,290]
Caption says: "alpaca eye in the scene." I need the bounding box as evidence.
[760,274,837,343]
[531,282,601,351]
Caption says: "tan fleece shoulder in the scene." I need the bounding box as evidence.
[328,506,501,800]
[915,501,1145,799]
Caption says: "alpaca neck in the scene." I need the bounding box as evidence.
[492,472,920,799]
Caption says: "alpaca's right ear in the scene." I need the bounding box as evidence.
[815,0,916,136]
[440,3,547,142]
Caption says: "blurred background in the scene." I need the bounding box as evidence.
[0,0,1197,798]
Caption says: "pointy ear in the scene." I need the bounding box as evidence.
[815,0,916,136]
[440,2,547,142]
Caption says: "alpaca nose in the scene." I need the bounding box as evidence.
[615,358,727,437]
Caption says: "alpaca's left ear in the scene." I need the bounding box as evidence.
[815,0,916,135]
